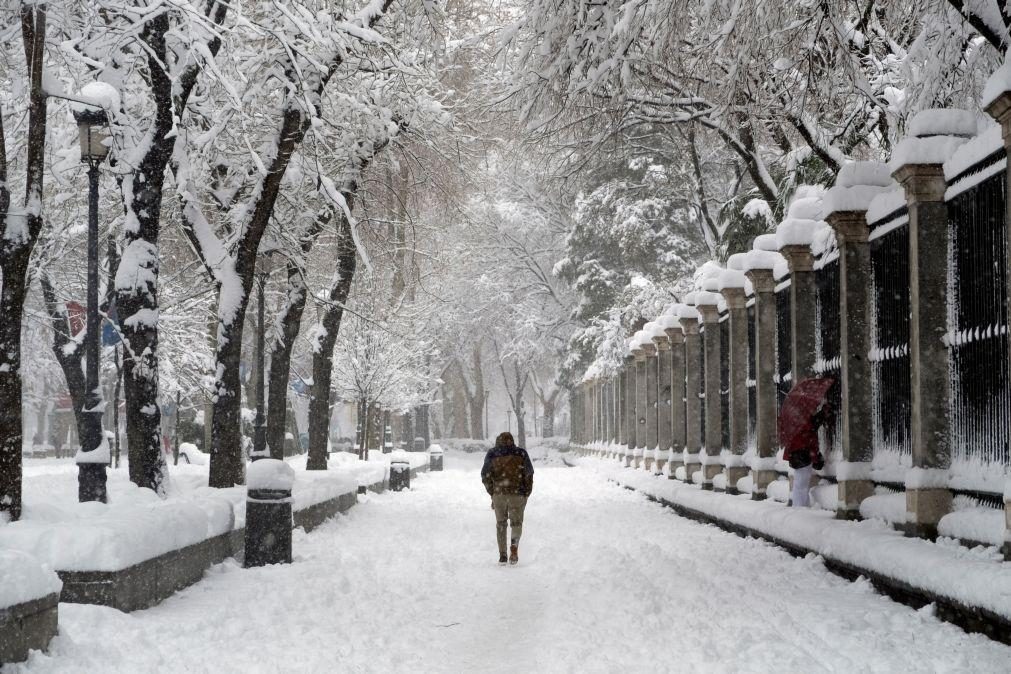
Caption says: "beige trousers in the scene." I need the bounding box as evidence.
[492,493,528,554]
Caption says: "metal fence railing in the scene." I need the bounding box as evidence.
[814,243,842,464]
[946,147,1011,483]
[868,204,912,484]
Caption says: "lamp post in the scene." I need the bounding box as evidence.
[506,409,512,434]
[73,89,111,503]
[250,250,278,461]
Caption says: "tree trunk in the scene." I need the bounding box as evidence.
[307,212,358,470]
[265,268,306,460]
[0,5,49,521]
[468,344,484,440]
[118,5,228,492]
[265,208,329,460]
[40,277,88,445]
[450,370,468,438]
[542,399,555,437]
[0,272,29,521]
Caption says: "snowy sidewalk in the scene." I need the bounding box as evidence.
[7,452,1010,673]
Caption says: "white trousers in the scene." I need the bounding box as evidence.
[791,465,814,507]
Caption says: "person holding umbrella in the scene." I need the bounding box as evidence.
[778,378,834,508]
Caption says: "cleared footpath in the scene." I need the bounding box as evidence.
[7,450,1009,673]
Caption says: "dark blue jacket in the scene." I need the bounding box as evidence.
[481,444,534,496]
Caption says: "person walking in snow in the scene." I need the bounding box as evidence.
[481,432,534,565]
[783,405,829,508]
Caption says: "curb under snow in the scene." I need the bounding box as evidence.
[581,457,1011,645]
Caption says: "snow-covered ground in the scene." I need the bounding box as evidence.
[7,450,1009,672]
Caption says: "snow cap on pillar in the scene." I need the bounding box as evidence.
[743,238,785,273]
[823,161,897,217]
[657,313,682,331]
[775,187,825,250]
[983,61,1011,110]
[889,109,976,173]
[718,256,749,293]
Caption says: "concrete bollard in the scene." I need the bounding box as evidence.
[244,459,294,568]
[428,443,444,471]
[390,450,411,491]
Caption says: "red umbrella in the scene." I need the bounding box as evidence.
[778,377,835,449]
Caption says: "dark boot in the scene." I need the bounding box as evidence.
[498,552,507,565]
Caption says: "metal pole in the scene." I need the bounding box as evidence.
[78,161,107,502]
[484,389,489,441]
[507,409,512,434]
[252,273,267,459]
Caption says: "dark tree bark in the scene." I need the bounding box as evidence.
[306,210,358,469]
[117,3,228,493]
[264,212,327,460]
[40,277,87,443]
[467,344,485,440]
[0,5,49,521]
[185,0,395,488]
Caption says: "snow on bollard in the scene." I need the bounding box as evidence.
[390,450,411,492]
[429,443,444,472]
[244,459,295,568]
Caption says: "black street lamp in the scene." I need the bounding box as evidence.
[73,89,111,503]
[250,250,277,461]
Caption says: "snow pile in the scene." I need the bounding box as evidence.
[0,487,234,572]
[678,304,700,321]
[859,490,906,524]
[656,314,681,331]
[938,504,1005,547]
[907,109,979,138]
[717,267,747,291]
[74,433,111,464]
[0,549,61,608]
[588,459,1011,621]
[2,457,359,571]
[247,459,296,491]
[983,60,1011,110]
[726,252,748,271]
[890,109,973,170]
[70,81,120,115]
[943,124,1003,180]
[19,458,1011,672]
[776,194,825,248]
[694,290,720,307]
[774,258,791,281]
[866,188,908,225]
[753,233,778,251]
[823,161,896,215]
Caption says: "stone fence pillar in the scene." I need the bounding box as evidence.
[824,163,893,520]
[680,306,703,483]
[654,328,673,475]
[642,339,659,472]
[744,245,781,499]
[697,295,723,490]
[779,245,818,382]
[624,353,636,466]
[633,341,648,468]
[720,273,749,495]
[891,114,971,538]
[665,320,687,480]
